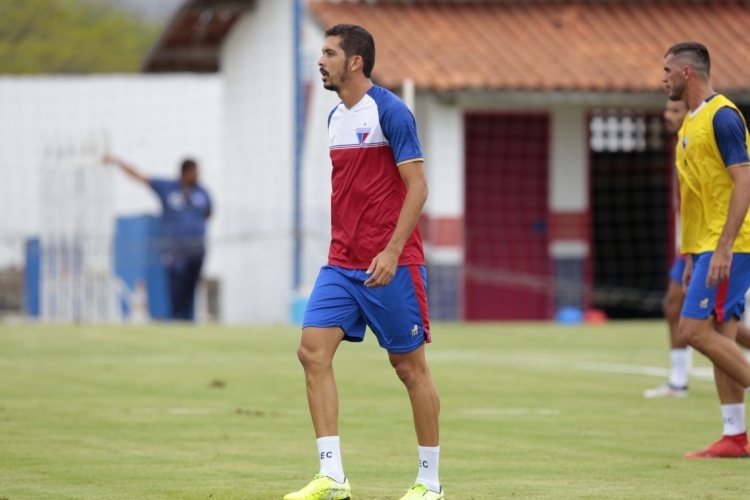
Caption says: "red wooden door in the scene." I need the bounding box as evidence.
[464,113,551,320]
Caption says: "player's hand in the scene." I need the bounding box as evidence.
[682,256,693,293]
[707,246,732,289]
[364,247,399,288]
[102,153,116,165]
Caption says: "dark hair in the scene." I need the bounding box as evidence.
[324,24,376,78]
[665,41,710,77]
[181,159,197,175]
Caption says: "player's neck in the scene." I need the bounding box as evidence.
[338,79,373,110]
[686,82,716,112]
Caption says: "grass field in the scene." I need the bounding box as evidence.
[0,321,748,499]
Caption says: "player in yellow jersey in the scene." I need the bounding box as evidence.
[663,42,750,458]
[644,100,750,399]
[644,100,693,398]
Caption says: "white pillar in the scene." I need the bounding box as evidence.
[549,104,588,311]
[218,0,294,323]
[419,96,464,319]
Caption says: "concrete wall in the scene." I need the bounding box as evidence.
[218,0,295,323]
[415,94,464,319]
[299,16,341,290]
[0,0,310,325]
[0,74,223,272]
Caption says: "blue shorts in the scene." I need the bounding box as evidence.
[681,252,750,322]
[668,256,687,284]
[303,265,431,354]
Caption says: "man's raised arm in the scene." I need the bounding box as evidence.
[102,154,149,184]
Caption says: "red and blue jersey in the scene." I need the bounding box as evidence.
[327,85,425,269]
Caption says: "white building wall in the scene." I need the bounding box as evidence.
[218,0,295,323]
[421,93,604,227]
[416,94,464,267]
[549,104,589,260]
[0,74,222,271]
[550,105,588,212]
[420,95,464,220]
[299,17,341,290]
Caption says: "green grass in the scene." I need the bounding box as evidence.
[0,321,746,499]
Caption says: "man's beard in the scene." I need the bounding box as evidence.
[669,79,686,102]
[323,66,349,92]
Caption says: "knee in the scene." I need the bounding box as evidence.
[679,321,705,349]
[665,304,681,326]
[391,358,425,388]
[297,343,333,371]
[661,295,674,319]
[663,292,682,322]
[393,362,413,385]
[297,343,327,371]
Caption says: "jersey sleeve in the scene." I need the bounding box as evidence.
[380,101,424,166]
[148,179,171,205]
[713,107,750,168]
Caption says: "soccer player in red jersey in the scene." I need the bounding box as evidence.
[285,25,443,500]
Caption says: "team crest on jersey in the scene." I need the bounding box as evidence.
[356,127,371,146]
[682,137,689,150]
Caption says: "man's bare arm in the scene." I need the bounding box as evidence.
[102,154,149,184]
[707,164,750,287]
[364,160,428,288]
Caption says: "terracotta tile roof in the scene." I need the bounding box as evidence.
[308,1,750,92]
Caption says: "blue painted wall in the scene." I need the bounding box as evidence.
[24,238,40,318]
[114,216,170,320]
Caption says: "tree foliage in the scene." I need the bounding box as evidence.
[0,0,161,74]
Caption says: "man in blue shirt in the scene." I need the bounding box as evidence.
[104,154,212,320]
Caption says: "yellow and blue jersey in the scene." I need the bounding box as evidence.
[675,94,750,254]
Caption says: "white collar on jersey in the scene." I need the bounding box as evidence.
[688,94,718,119]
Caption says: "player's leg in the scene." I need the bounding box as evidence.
[389,345,443,499]
[645,272,690,398]
[356,265,444,499]
[680,253,750,457]
[680,253,750,387]
[713,319,744,406]
[682,316,750,386]
[166,259,188,320]
[684,317,749,458]
[736,321,750,350]
[713,319,747,443]
[665,280,689,350]
[183,254,204,321]
[388,347,440,446]
[287,330,351,500]
[298,327,345,439]
[287,267,363,500]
